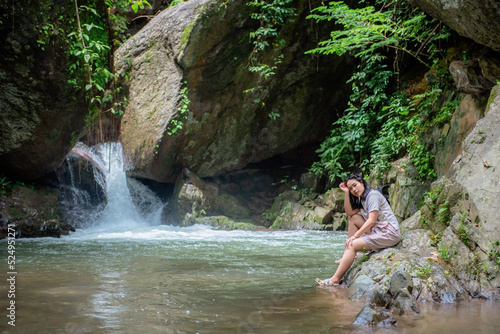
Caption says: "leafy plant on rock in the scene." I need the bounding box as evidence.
[245,0,296,118]
[37,0,151,119]
[307,0,455,181]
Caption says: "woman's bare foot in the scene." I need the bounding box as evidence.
[315,277,340,286]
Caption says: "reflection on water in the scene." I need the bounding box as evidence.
[1,226,500,333]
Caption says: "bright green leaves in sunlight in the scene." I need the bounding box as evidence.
[307,0,456,181]
[307,1,450,67]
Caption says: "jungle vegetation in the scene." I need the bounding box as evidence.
[30,0,461,182]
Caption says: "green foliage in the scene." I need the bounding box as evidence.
[167,82,191,136]
[423,183,444,214]
[307,0,455,181]
[261,209,276,222]
[245,0,296,117]
[438,246,454,262]
[416,264,432,279]
[0,175,33,194]
[36,1,151,119]
[0,175,12,194]
[436,200,450,226]
[488,241,500,267]
[457,211,471,246]
[169,0,186,7]
[307,1,449,66]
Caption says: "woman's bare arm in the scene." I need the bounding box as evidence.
[345,211,378,248]
[340,182,359,216]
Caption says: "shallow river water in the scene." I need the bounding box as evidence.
[2,225,500,334]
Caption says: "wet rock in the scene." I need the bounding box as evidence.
[348,275,377,300]
[330,212,348,231]
[268,190,333,230]
[353,304,396,327]
[390,287,419,315]
[170,168,251,225]
[0,185,73,239]
[388,266,414,297]
[190,215,259,230]
[449,60,495,95]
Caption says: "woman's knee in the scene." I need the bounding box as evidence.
[348,214,365,228]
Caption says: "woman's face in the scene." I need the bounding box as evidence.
[346,179,365,197]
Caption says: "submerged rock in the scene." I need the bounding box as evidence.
[352,304,397,327]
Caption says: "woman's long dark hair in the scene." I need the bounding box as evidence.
[345,174,372,210]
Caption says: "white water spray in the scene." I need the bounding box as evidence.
[64,142,165,230]
[95,142,145,229]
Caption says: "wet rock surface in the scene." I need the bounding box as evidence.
[0,185,74,239]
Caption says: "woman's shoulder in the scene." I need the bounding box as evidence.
[365,189,388,207]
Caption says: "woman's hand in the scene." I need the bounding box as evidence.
[339,182,349,193]
[345,235,358,249]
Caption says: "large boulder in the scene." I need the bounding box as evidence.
[433,93,487,176]
[408,85,500,299]
[449,60,495,95]
[410,0,500,52]
[268,190,335,230]
[168,168,251,225]
[0,0,89,181]
[115,0,353,183]
[343,226,468,315]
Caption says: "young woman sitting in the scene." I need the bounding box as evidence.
[316,174,401,286]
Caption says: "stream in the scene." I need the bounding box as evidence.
[1,142,499,333]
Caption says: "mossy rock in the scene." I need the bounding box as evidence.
[192,215,259,230]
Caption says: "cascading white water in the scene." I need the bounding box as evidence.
[94,142,145,229]
[62,142,165,230]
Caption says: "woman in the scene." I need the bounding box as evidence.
[316,174,401,286]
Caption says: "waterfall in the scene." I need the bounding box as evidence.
[61,142,165,230]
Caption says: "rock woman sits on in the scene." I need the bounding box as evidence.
[316,174,401,286]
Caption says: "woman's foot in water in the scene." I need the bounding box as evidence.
[315,277,340,286]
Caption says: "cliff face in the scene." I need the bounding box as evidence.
[115,0,354,183]
[410,0,500,52]
[0,0,89,181]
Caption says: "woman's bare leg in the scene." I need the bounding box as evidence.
[348,214,366,237]
[319,238,372,285]
[335,215,368,263]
